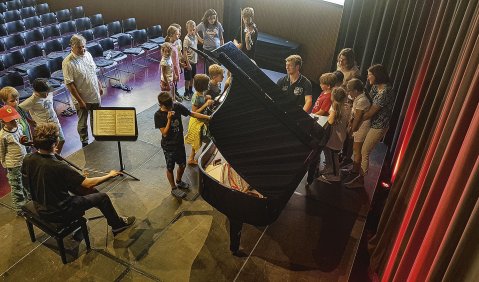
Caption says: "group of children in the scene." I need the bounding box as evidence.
[310,71,371,189]
[0,79,66,213]
[157,18,228,198]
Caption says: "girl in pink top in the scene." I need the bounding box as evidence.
[166,26,181,101]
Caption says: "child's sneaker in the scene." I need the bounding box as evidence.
[344,176,364,189]
[176,180,190,190]
[171,188,187,198]
[343,172,361,185]
[183,91,191,101]
[317,174,340,184]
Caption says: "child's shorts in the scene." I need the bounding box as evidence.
[184,63,197,81]
[163,146,187,171]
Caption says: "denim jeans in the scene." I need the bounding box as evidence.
[7,166,30,211]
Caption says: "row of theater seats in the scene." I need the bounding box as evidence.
[0,3,65,24]
[1,5,86,37]
[0,4,166,103]
[0,0,37,13]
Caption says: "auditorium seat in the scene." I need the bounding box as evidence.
[92,24,107,40]
[0,3,6,14]
[19,6,35,18]
[0,71,30,100]
[40,12,56,26]
[23,15,41,30]
[21,0,36,8]
[4,33,25,50]
[0,23,7,36]
[5,19,25,34]
[6,0,22,11]
[55,8,70,23]
[34,3,49,15]
[74,17,91,32]
[3,9,21,23]
[58,20,76,35]
[70,6,84,19]
[23,28,43,44]
[21,43,43,61]
[89,13,103,28]
[42,24,60,39]
[122,17,136,33]
[147,24,164,45]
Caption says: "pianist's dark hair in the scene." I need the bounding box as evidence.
[33,123,59,150]
[158,92,173,109]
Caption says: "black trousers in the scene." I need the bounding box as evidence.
[68,192,123,229]
[228,217,243,252]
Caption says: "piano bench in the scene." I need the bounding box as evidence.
[21,202,91,264]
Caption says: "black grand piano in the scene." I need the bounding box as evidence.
[198,42,326,229]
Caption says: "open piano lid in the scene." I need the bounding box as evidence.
[207,42,324,200]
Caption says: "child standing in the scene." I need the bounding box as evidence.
[311,73,336,116]
[318,87,352,183]
[197,9,224,72]
[0,105,29,213]
[343,79,371,183]
[19,79,66,154]
[184,74,214,165]
[0,87,34,148]
[183,20,198,100]
[154,92,210,198]
[208,64,224,100]
[233,7,259,59]
[165,26,181,102]
[171,23,184,101]
[160,42,174,96]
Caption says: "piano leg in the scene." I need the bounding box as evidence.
[307,154,320,185]
[228,217,243,255]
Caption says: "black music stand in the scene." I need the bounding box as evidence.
[92,107,139,180]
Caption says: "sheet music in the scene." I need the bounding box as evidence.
[115,110,136,136]
[93,110,116,136]
[93,109,136,137]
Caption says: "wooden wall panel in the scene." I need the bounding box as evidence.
[44,0,342,80]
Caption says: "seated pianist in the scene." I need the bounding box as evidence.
[21,123,136,236]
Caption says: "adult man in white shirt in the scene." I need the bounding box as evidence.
[62,34,103,147]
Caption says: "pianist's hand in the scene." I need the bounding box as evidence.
[167,111,175,120]
[206,100,214,106]
[108,170,123,178]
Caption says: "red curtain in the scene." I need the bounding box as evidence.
[364,0,479,280]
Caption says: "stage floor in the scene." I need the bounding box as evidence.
[0,100,386,281]
[0,54,385,281]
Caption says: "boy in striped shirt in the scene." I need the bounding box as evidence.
[0,105,30,213]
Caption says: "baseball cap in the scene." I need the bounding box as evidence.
[32,78,52,93]
[0,105,20,122]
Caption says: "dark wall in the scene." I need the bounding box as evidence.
[44,0,343,81]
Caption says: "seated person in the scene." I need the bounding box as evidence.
[21,123,135,236]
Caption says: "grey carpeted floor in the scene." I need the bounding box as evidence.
[0,96,386,282]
